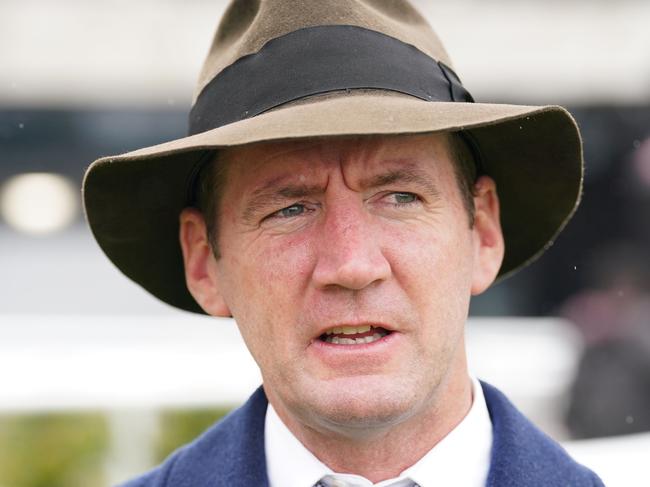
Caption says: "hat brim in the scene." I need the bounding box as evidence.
[83,91,582,313]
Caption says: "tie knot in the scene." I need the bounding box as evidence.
[315,474,419,487]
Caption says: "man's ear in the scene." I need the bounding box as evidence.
[470,176,505,295]
[179,208,231,316]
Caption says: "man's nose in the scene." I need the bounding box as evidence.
[311,203,392,290]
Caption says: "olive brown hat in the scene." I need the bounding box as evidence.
[83,0,583,314]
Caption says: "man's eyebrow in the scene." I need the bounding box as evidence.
[241,167,439,221]
[242,179,324,221]
[359,167,440,196]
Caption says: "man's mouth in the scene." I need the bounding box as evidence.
[319,325,391,345]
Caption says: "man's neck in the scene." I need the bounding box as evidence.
[267,370,473,483]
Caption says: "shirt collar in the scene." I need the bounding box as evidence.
[264,377,493,487]
[265,396,332,487]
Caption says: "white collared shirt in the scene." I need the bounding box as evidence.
[264,377,493,487]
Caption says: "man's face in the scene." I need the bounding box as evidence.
[182,133,503,435]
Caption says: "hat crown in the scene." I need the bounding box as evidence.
[194,0,452,104]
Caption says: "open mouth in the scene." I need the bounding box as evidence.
[319,325,391,345]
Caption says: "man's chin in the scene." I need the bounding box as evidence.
[294,376,428,437]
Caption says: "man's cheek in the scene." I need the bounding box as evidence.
[256,237,315,286]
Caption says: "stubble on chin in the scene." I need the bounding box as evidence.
[268,370,445,443]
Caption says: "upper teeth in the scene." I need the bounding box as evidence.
[325,325,372,335]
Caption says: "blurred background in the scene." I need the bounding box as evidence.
[1,0,649,485]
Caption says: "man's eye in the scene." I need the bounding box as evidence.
[273,203,306,218]
[390,192,419,205]
[262,201,319,225]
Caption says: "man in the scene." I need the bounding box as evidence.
[83,1,604,485]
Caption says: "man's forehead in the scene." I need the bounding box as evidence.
[218,132,452,180]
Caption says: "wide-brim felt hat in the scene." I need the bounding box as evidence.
[83,0,583,314]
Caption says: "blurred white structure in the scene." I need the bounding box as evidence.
[1,0,649,107]
[0,314,261,411]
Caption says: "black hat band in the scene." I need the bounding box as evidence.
[189,25,474,136]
